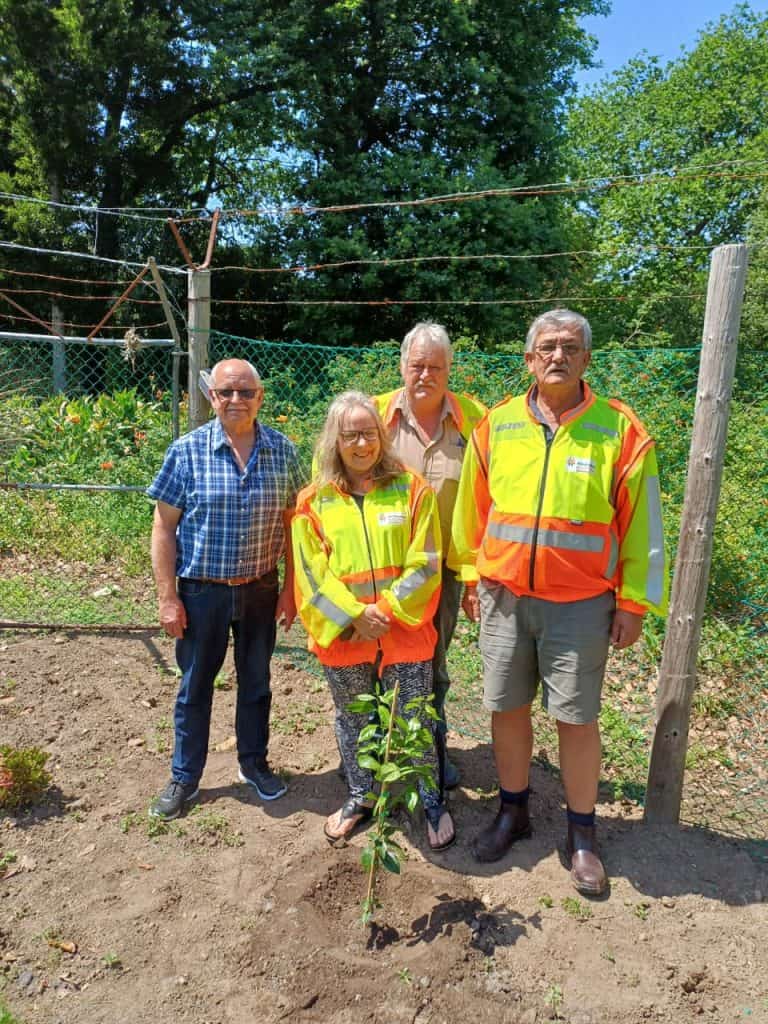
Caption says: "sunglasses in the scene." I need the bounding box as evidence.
[211,388,259,400]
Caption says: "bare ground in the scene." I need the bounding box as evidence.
[1,629,767,1024]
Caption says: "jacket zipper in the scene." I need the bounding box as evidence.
[529,427,554,592]
[355,494,383,654]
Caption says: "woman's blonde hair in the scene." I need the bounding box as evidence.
[314,390,404,491]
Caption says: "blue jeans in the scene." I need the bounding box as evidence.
[171,572,279,786]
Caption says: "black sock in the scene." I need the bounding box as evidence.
[566,807,595,828]
[499,786,530,806]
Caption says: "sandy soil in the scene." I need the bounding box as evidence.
[1,629,766,1024]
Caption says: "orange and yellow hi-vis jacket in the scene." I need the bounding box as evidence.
[448,383,668,615]
[374,388,486,442]
[292,471,442,668]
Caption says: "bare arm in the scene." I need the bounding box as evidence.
[610,608,644,649]
[462,584,480,623]
[276,508,297,631]
[151,501,186,638]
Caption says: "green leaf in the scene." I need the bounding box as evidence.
[377,762,402,783]
[381,849,401,874]
[357,754,381,771]
[358,723,381,742]
[347,696,377,713]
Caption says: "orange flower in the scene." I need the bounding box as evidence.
[66,413,81,425]
[100,461,114,471]
[276,414,289,423]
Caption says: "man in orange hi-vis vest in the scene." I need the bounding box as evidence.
[449,309,668,896]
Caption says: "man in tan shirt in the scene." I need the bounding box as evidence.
[374,323,486,787]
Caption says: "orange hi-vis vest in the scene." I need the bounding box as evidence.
[449,383,668,615]
[374,388,486,442]
[292,471,442,669]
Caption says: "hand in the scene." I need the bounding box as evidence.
[610,609,644,649]
[352,604,391,640]
[461,586,480,623]
[159,595,187,638]
[276,586,296,632]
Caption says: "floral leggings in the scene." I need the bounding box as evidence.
[323,659,443,815]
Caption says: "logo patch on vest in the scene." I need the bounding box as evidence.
[565,456,596,475]
[378,512,407,526]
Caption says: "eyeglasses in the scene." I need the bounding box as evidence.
[406,362,447,376]
[210,388,259,400]
[339,429,379,445]
[534,343,584,359]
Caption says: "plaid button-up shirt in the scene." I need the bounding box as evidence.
[147,418,304,580]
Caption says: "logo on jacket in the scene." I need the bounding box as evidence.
[378,512,407,526]
[566,456,596,475]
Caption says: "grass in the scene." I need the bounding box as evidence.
[272,702,323,737]
[0,568,156,626]
[0,999,24,1024]
[561,897,592,922]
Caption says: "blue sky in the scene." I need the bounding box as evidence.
[576,0,768,90]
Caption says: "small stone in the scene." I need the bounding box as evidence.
[176,975,188,986]
[661,896,676,908]
[419,976,431,989]
[17,970,34,990]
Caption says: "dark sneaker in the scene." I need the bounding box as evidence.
[238,763,287,801]
[149,779,199,820]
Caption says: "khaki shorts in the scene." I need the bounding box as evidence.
[478,581,615,724]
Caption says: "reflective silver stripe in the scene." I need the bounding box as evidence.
[347,569,400,599]
[488,521,604,553]
[309,591,352,628]
[606,532,619,578]
[582,421,619,438]
[300,548,354,627]
[644,475,665,607]
[537,529,604,553]
[348,580,376,599]
[299,547,320,595]
[392,559,439,600]
[488,522,534,544]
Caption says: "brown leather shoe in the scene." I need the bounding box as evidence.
[472,802,532,863]
[567,822,608,895]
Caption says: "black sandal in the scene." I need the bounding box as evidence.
[323,796,374,843]
[425,802,456,852]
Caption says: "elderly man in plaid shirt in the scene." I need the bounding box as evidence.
[147,358,304,820]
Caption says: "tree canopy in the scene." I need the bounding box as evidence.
[564,5,768,348]
[0,0,605,346]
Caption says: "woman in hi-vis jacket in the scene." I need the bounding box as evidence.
[292,391,455,851]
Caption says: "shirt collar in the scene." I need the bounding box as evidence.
[395,388,454,427]
[211,417,262,451]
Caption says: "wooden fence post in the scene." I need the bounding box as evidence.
[644,243,748,824]
[187,267,210,431]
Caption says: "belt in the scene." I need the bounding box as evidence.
[191,575,262,587]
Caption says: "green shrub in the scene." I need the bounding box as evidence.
[0,746,52,811]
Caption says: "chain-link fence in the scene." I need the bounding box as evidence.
[1,329,766,852]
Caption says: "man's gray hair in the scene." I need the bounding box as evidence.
[210,358,263,387]
[524,309,592,353]
[400,322,453,367]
